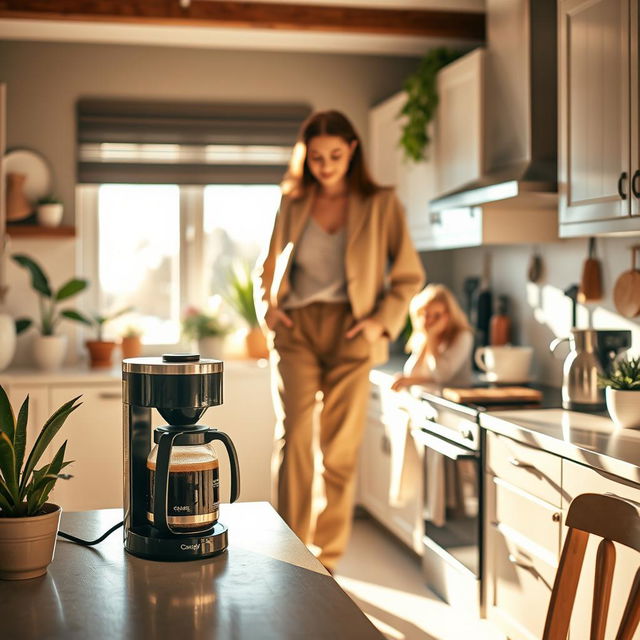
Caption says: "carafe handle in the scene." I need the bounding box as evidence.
[206,430,241,503]
[474,347,489,372]
[152,430,181,537]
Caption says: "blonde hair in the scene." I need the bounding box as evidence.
[406,284,472,353]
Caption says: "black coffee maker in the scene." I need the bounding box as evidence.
[123,354,240,561]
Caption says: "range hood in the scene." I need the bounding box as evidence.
[430,0,557,213]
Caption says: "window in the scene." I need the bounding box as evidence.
[79,183,280,351]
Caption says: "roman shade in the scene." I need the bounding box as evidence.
[76,99,311,184]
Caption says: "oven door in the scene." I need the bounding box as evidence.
[412,428,482,616]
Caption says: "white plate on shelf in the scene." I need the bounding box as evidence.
[4,148,52,207]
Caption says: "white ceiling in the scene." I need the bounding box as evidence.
[0,0,485,57]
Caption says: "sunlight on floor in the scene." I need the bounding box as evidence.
[335,518,505,640]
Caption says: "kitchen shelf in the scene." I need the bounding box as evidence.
[6,224,76,238]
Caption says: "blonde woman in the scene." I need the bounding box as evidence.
[254,110,424,573]
[391,284,473,390]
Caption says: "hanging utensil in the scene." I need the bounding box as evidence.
[527,250,543,283]
[578,237,603,302]
[613,246,640,318]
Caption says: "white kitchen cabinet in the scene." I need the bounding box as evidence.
[48,383,122,511]
[559,0,640,236]
[369,91,437,251]
[435,48,485,196]
[358,382,423,555]
[484,431,562,640]
[563,460,640,640]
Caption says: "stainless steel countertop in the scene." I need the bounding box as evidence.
[0,502,383,640]
[479,408,640,484]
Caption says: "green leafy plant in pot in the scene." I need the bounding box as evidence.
[182,302,230,360]
[224,262,268,359]
[598,356,640,429]
[85,307,133,369]
[12,254,90,371]
[0,385,81,580]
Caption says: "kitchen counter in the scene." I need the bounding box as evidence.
[0,502,383,640]
[480,408,640,484]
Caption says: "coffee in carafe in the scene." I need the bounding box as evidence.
[147,443,220,532]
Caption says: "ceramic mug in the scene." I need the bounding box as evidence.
[474,345,533,383]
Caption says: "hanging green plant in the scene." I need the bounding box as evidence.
[399,47,463,162]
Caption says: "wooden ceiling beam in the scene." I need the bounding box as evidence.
[0,1,485,40]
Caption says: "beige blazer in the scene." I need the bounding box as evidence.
[254,187,426,364]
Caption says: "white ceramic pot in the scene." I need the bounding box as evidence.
[605,387,640,429]
[36,204,63,228]
[0,313,16,371]
[197,336,224,360]
[32,334,67,371]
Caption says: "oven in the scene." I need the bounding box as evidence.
[409,395,483,618]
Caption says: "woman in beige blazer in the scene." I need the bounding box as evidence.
[254,110,425,572]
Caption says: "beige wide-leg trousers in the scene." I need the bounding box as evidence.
[270,302,372,570]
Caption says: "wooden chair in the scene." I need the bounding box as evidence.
[543,492,640,640]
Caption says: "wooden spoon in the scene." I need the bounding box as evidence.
[613,246,640,318]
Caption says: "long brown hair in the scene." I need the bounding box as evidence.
[281,110,379,198]
[406,284,473,353]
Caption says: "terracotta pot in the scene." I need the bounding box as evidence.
[6,172,32,222]
[86,340,117,369]
[245,326,269,359]
[121,335,142,359]
[0,503,61,580]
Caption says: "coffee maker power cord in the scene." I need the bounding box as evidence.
[57,520,124,546]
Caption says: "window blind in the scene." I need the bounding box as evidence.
[76,99,311,184]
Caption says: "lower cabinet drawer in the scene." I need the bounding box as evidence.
[486,523,557,640]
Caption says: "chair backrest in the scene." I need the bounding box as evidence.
[543,492,640,640]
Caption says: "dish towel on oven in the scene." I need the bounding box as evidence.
[387,409,422,508]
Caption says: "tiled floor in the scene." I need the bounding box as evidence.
[334,515,506,640]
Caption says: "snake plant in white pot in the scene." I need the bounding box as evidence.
[0,385,81,579]
[599,356,640,429]
[12,254,90,371]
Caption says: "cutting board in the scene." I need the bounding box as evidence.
[442,386,543,405]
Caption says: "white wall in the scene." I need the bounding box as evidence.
[0,40,419,367]
[428,235,640,387]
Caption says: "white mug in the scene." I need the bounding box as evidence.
[474,345,533,383]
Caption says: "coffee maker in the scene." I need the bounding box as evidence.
[123,354,240,561]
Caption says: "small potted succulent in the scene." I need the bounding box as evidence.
[225,262,268,359]
[599,356,640,429]
[120,325,143,360]
[36,195,64,228]
[182,300,231,359]
[0,385,81,580]
[85,307,133,369]
[12,254,90,371]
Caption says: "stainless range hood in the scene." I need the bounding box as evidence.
[430,0,557,213]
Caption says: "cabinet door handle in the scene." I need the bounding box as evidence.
[508,457,535,470]
[632,170,640,199]
[99,392,121,400]
[552,512,561,522]
[618,171,628,200]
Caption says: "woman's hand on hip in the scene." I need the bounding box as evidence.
[346,318,384,343]
[265,307,293,330]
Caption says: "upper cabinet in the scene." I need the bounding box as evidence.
[436,48,485,196]
[368,91,437,251]
[559,0,640,236]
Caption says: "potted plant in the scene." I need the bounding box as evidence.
[12,254,90,371]
[599,356,640,429]
[85,307,132,369]
[36,195,64,228]
[182,301,230,359]
[225,263,268,359]
[120,325,143,360]
[0,385,81,580]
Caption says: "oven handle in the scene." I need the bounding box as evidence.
[411,428,478,461]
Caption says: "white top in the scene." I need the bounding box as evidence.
[403,330,474,386]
